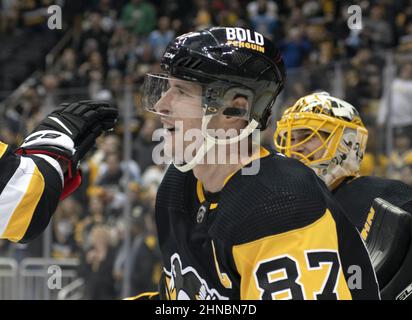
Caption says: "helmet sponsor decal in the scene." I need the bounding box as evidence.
[225,27,265,53]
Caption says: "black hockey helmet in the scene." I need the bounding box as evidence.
[147,26,285,130]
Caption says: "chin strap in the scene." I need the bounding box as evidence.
[174,116,260,172]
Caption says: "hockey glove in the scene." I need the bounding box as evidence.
[16,100,118,199]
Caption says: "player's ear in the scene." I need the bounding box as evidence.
[222,95,249,126]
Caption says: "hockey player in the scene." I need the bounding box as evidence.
[137,27,380,300]
[0,100,117,243]
[274,92,412,299]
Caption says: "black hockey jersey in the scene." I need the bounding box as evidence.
[0,142,62,243]
[154,149,380,300]
[333,176,412,232]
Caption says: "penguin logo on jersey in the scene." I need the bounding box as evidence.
[164,253,228,300]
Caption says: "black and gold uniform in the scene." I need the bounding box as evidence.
[0,142,61,243]
[155,150,380,300]
[274,92,412,300]
[0,101,117,244]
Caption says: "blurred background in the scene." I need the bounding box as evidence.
[0,0,411,299]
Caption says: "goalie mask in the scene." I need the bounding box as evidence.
[274,92,368,189]
[142,26,285,172]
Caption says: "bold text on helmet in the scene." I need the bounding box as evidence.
[225,28,265,46]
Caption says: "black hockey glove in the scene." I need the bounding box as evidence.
[16,100,118,199]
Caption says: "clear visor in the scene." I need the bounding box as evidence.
[142,73,204,118]
[141,73,253,120]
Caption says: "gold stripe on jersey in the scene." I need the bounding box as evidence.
[123,292,159,300]
[196,180,218,209]
[211,240,232,289]
[0,142,8,158]
[232,209,352,300]
[1,164,45,242]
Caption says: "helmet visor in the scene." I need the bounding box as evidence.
[142,73,204,119]
[141,73,253,121]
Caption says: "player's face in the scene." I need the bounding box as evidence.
[154,79,203,163]
[289,129,326,161]
[153,76,250,166]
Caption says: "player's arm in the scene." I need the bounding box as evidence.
[0,141,63,243]
[0,101,117,243]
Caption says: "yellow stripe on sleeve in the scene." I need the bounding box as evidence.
[2,165,45,242]
[0,142,8,159]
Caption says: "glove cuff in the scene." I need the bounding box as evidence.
[60,171,82,200]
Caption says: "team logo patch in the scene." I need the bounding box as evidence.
[164,253,228,300]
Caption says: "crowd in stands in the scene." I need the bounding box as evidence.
[1,0,412,299]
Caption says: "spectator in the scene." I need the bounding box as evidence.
[129,208,161,294]
[214,0,244,27]
[78,225,117,300]
[54,48,79,88]
[78,11,111,64]
[76,195,106,248]
[192,0,212,29]
[97,152,141,189]
[279,27,312,69]
[133,43,156,84]
[247,0,279,39]
[37,73,61,117]
[378,63,412,140]
[112,191,146,291]
[52,197,81,259]
[96,0,119,32]
[247,0,277,19]
[132,116,160,172]
[121,0,156,36]
[108,24,133,72]
[141,165,166,190]
[148,17,175,61]
[78,51,105,86]
[362,4,394,49]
